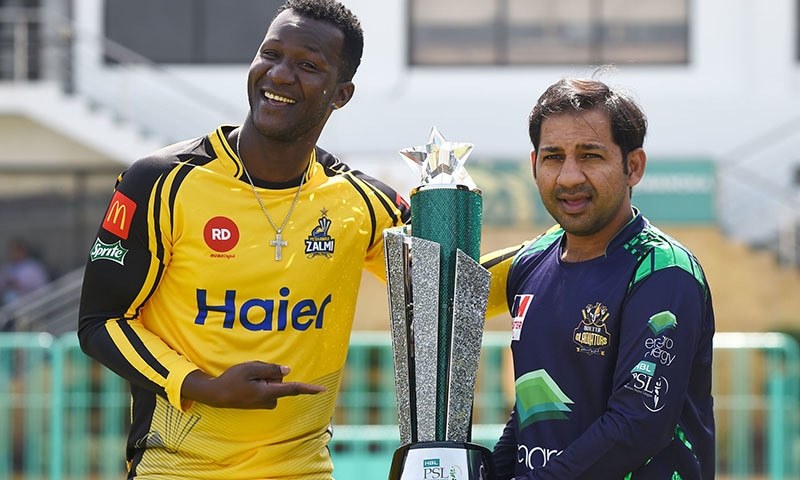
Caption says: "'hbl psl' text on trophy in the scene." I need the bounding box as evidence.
[384,127,494,480]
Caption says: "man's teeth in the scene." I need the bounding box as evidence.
[264,92,296,104]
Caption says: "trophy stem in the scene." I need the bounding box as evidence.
[410,186,482,440]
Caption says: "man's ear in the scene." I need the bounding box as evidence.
[331,82,355,110]
[626,148,646,187]
[530,149,538,179]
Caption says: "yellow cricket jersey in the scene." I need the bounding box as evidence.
[78,126,410,479]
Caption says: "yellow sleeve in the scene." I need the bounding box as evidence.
[480,244,525,320]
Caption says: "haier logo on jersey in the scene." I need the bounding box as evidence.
[204,216,240,256]
[511,294,534,341]
[194,287,331,331]
[305,208,335,257]
[102,190,137,240]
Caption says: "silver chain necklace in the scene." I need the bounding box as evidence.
[236,132,307,261]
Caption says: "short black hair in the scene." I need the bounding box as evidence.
[277,0,364,82]
[529,78,647,170]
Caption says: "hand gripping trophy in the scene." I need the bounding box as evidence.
[384,127,494,480]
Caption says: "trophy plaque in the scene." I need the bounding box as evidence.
[384,127,493,480]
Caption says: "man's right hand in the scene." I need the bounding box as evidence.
[181,361,326,409]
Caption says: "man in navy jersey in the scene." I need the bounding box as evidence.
[486,78,715,479]
[78,1,409,478]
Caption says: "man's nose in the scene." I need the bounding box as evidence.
[268,60,295,84]
[556,156,585,187]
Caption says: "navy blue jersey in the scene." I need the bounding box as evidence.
[493,212,715,480]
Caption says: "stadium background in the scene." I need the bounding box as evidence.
[1,0,800,478]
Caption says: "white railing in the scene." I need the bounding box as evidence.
[0,268,83,335]
[0,5,244,146]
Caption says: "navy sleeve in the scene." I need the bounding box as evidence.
[492,408,518,480]
[517,267,707,479]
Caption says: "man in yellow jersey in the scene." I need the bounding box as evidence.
[78,1,410,478]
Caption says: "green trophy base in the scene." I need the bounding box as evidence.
[388,441,495,480]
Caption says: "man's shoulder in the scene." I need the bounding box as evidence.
[122,135,212,182]
[314,147,385,187]
[512,225,563,266]
[135,136,211,170]
[626,220,708,292]
[314,146,410,222]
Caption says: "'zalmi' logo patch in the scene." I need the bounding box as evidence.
[305,208,335,258]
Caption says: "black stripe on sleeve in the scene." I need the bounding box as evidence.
[482,244,524,270]
[117,319,171,380]
[342,173,378,247]
[77,317,167,397]
[349,170,410,225]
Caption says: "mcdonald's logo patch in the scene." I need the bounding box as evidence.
[102,191,137,239]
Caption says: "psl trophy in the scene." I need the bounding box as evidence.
[384,127,494,480]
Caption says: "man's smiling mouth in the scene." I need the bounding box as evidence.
[264,91,296,104]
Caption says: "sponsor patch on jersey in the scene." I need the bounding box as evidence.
[89,237,128,265]
[204,216,239,255]
[194,288,332,331]
[517,444,563,470]
[395,193,409,211]
[648,310,677,335]
[511,294,534,341]
[632,360,657,376]
[625,372,670,413]
[573,302,611,356]
[515,369,573,429]
[102,190,137,240]
[305,208,335,258]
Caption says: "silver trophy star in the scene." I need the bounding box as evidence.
[400,127,476,189]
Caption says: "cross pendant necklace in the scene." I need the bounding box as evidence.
[236,131,307,261]
[269,232,288,261]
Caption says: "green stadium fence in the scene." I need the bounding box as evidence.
[0,331,798,479]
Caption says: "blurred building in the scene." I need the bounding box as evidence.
[1,0,799,332]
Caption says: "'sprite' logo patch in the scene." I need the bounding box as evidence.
[89,238,129,265]
[204,216,239,253]
[102,190,137,240]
